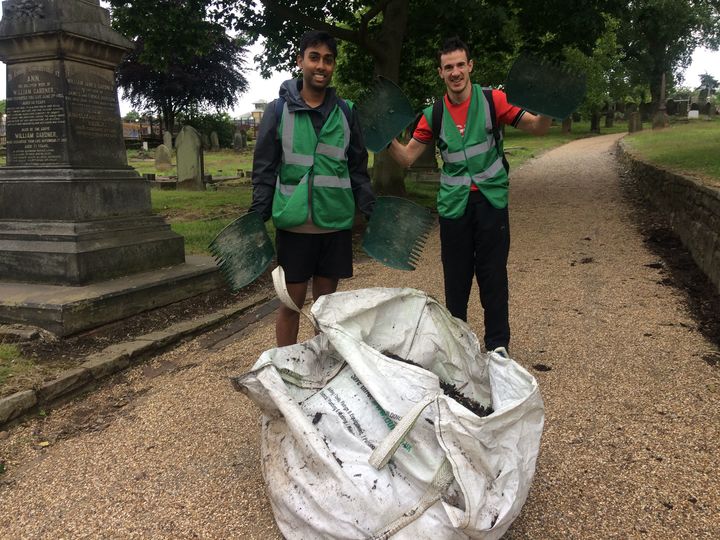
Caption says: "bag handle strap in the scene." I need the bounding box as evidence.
[271,266,317,327]
[368,393,439,469]
[369,458,455,540]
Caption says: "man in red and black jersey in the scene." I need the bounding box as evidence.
[388,37,551,357]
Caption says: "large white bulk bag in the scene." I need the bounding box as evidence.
[232,287,544,539]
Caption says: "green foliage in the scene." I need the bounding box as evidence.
[110,0,249,129]
[618,0,720,105]
[179,112,236,148]
[123,110,142,122]
[563,14,627,115]
[699,72,719,93]
[0,99,6,114]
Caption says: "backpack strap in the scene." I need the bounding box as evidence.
[482,87,510,174]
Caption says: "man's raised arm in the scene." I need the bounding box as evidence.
[388,138,429,169]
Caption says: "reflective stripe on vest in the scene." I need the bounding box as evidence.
[275,172,308,196]
[439,156,506,186]
[281,102,350,165]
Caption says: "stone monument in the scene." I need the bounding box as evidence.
[210,130,220,151]
[233,129,246,151]
[175,125,204,190]
[0,0,221,334]
[154,143,173,171]
[163,130,173,149]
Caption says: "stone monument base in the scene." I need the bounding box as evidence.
[0,256,224,336]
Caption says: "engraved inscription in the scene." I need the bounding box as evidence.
[67,74,121,140]
[6,68,67,165]
[64,63,127,167]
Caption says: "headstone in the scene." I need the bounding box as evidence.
[701,102,713,117]
[233,130,247,151]
[210,131,220,151]
[142,141,148,151]
[666,99,677,116]
[677,100,688,117]
[175,125,204,190]
[154,143,172,171]
[688,110,700,120]
[628,111,642,133]
[200,131,210,150]
[0,0,184,285]
[163,130,173,149]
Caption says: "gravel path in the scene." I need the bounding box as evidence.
[1,133,719,539]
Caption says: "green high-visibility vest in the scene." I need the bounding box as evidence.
[424,85,509,218]
[272,101,355,230]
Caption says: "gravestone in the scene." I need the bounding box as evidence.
[200,131,211,150]
[175,125,205,190]
[688,110,700,119]
[628,111,642,133]
[210,131,220,151]
[677,100,688,117]
[0,0,220,334]
[701,102,713,117]
[154,143,172,171]
[233,130,247,151]
[163,130,173,149]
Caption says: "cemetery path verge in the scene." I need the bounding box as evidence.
[1,133,719,538]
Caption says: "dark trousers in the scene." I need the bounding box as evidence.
[439,191,510,350]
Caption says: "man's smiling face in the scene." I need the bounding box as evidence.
[438,49,473,97]
[297,43,336,93]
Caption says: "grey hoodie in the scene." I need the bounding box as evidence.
[250,79,375,225]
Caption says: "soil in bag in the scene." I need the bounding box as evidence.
[382,352,493,418]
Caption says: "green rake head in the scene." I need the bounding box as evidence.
[505,54,587,120]
[356,76,416,153]
[208,212,275,292]
[362,196,434,271]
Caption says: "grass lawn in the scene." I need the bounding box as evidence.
[129,147,256,178]
[622,118,720,183]
[0,344,33,386]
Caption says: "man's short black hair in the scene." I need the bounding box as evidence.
[437,36,471,66]
[299,30,338,58]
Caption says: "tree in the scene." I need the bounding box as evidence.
[699,72,719,93]
[564,15,628,132]
[123,110,142,122]
[109,0,249,132]
[618,0,720,112]
[219,0,612,194]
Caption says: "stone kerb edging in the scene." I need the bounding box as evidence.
[617,139,720,294]
[0,292,273,428]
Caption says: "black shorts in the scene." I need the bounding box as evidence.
[276,229,353,283]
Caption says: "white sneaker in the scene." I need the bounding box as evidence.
[492,346,509,359]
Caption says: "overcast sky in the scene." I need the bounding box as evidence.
[0,2,717,117]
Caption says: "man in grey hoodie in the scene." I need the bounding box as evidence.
[250,30,376,346]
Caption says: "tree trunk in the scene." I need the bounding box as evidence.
[604,106,614,128]
[369,0,409,196]
[561,117,572,133]
[590,111,601,133]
